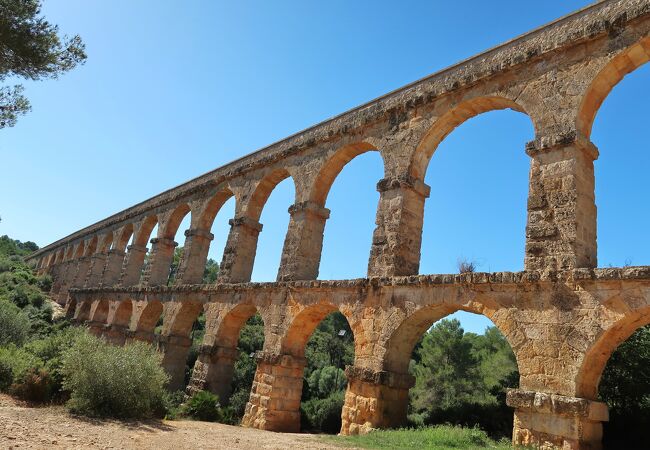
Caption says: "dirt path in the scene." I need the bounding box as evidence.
[0,395,349,450]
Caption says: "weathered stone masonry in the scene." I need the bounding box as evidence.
[28,1,650,448]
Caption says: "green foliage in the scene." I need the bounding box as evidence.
[182,390,222,422]
[0,299,31,346]
[10,366,53,402]
[203,258,220,284]
[301,391,344,434]
[599,324,650,448]
[329,425,511,449]
[408,319,518,438]
[0,344,47,399]
[0,0,87,128]
[229,313,264,419]
[159,390,185,420]
[61,332,169,418]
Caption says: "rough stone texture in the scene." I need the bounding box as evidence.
[26,2,650,448]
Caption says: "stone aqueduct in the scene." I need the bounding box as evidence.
[25,1,650,448]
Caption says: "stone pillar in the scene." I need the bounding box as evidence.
[241,352,306,432]
[101,249,126,286]
[218,217,263,283]
[367,176,430,277]
[174,229,214,285]
[186,344,240,401]
[340,366,415,435]
[141,238,178,286]
[525,135,598,271]
[158,334,193,391]
[118,244,148,287]
[71,256,92,288]
[507,390,608,450]
[276,201,330,281]
[103,324,128,346]
[49,263,63,295]
[57,260,81,305]
[84,253,108,287]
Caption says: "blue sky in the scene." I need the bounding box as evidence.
[1,1,648,334]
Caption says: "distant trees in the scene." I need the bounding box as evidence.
[0,0,86,128]
[408,318,518,437]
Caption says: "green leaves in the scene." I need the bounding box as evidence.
[0,0,87,128]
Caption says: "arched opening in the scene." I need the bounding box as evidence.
[316,144,384,280]
[165,206,191,286]
[249,170,296,281]
[106,299,133,345]
[576,307,650,449]
[385,306,519,439]
[159,300,204,391]
[416,97,534,274]
[281,304,355,434]
[138,221,158,284]
[197,188,236,284]
[221,305,265,421]
[134,300,164,341]
[584,42,650,267]
[74,300,92,322]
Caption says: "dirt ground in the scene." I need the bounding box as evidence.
[0,395,349,450]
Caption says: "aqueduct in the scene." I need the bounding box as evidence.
[26,1,650,448]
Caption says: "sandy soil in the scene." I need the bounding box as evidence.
[0,395,348,450]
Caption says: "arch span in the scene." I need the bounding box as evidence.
[576,305,650,400]
[245,169,295,222]
[310,142,380,207]
[409,96,533,179]
[577,36,650,139]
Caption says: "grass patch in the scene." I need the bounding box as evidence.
[327,425,512,449]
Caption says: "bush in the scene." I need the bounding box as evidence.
[182,390,222,422]
[0,300,31,346]
[301,391,344,434]
[157,390,185,420]
[23,327,83,398]
[10,367,54,402]
[61,332,169,418]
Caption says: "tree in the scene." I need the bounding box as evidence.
[1,0,86,128]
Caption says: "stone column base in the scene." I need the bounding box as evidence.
[241,352,306,433]
[186,344,239,402]
[103,324,128,345]
[507,389,608,450]
[158,334,193,392]
[340,366,415,435]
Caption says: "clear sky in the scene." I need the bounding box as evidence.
[1,1,648,334]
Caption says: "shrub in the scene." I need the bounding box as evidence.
[37,275,52,292]
[24,327,83,398]
[0,345,46,398]
[0,300,31,346]
[301,391,344,434]
[61,332,169,418]
[182,390,222,422]
[10,367,54,402]
[158,390,185,420]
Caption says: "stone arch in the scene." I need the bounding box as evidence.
[84,236,98,257]
[281,302,347,358]
[160,203,191,239]
[195,187,235,230]
[577,36,650,139]
[73,242,84,259]
[133,300,164,333]
[112,300,133,328]
[382,302,521,376]
[54,249,64,264]
[134,216,158,247]
[90,299,109,324]
[309,142,381,207]
[215,303,259,348]
[98,232,113,253]
[114,224,134,251]
[75,300,92,322]
[409,96,533,179]
[163,301,204,337]
[575,305,650,400]
[245,168,296,222]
